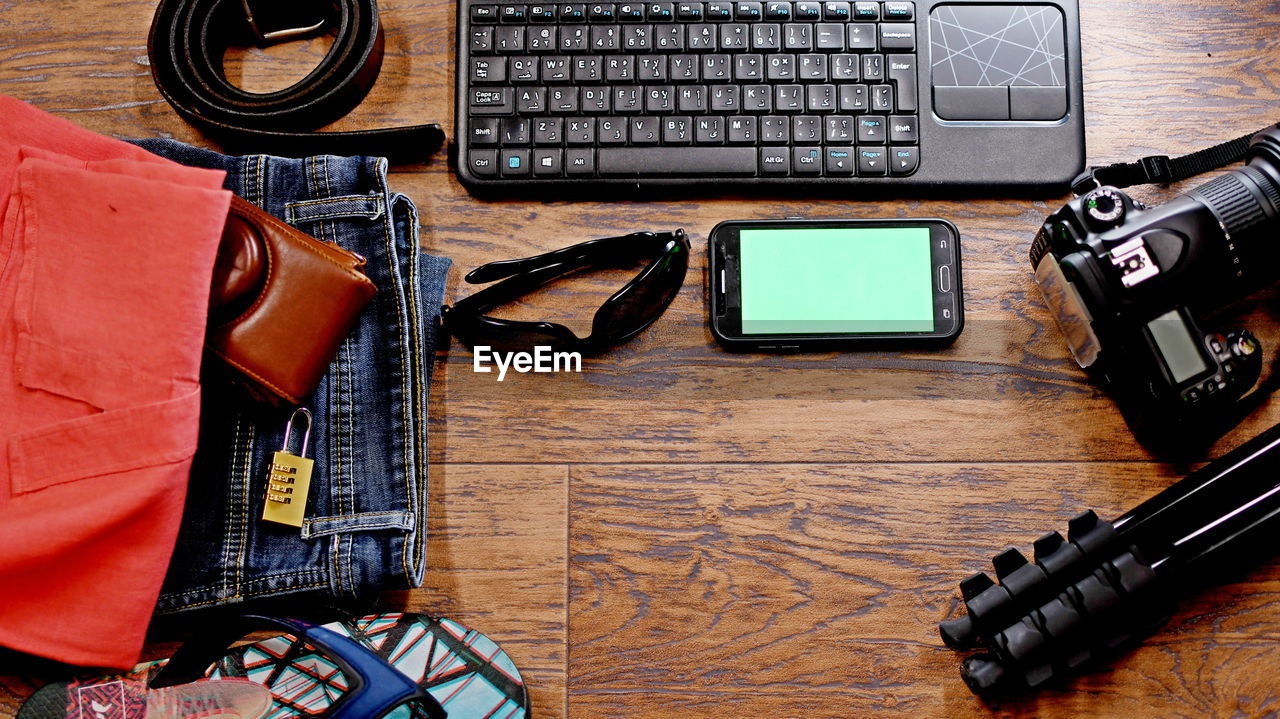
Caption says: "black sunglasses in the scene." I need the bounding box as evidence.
[442,229,689,355]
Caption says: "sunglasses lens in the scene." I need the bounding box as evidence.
[594,246,687,341]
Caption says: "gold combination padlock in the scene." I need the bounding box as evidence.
[262,407,315,528]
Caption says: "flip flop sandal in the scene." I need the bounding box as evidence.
[19,614,532,719]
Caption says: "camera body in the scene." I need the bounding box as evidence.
[1031,126,1280,448]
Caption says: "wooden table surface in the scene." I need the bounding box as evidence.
[3,0,1280,716]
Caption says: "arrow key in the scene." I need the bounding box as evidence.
[858,146,887,176]
[825,146,855,176]
[890,146,918,176]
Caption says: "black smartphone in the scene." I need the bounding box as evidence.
[708,218,963,351]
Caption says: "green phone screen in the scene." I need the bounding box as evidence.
[739,227,935,334]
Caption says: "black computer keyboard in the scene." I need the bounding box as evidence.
[454,0,1085,194]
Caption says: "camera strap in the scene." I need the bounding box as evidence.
[1071,124,1276,195]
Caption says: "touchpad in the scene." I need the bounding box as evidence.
[929,4,1068,121]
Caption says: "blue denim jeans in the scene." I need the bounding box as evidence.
[132,140,449,614]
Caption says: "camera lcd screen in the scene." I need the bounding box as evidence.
[1148,310,1208,383]
[738,227,935,334]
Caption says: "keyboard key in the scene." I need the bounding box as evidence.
[825,115,854,142]
[889,114,917,143]
[806,84,836,112]
[495,26,526,51]
[534,118,564,144]
[471,57,507,83]
[581,86,611,111]
[703,54,731,80]
[823,1,850,20]
[765,1,793,20]
[872,84,893,112]
[706,1,732,19]
[597,147,756,175]
[471,87,514,115]
[613,85,642,111]
[598,116,627,142]
[528,25,558,50]
[792,115,821,143]
[574,56,602,81]
[606,55,635,81]
[815,23,844,50]
[838,83,867,112]
[760,146,790,173]
[737,2,763,19]
[857,114,885,142]
[591,24,620,49]
[678,84,708,111]
[676,2,704,20]
[548,86,579,112]
[469,149,499,176]
[825,146,854,175]
[618,2,645,19]
[624,24,653,49]
[793,146,822,174]
[783,23,812,50]
[695,115,724,142]
[743,84,772,111]
[891,146,918,175]
[720,23,749,48]
[511,56,539,82]
[471,26,494,51]
[630,116,661,143]
[541,56,570,81]
[472,5,499,22]
[530,4,559,21]
[728,115,757,142]
[858,146,887,176]
[516,86,547,112]
[760,115,789,141]
[774,84,803,111]
[646,85,676,111]
[794,1,822,19]
[883,1,912,19]
[670,54,700,80]
[566,148,596,174]
[863,54,883,81]
[735,54,764,80]
[501,5,528,22]
[766,53,795,80]
[501,148,531,175]
[880,23,915,50]
[853,1,878,19]
[530,149,557,178]
[689,23,717,49]
[501,117,532,143]
[831,54,859,81]
[470,117,501,145]
[654,24,685,49]
[559,3,586,19]
[663,116,693,142]
[799,54,827,80]
[886,54,916,111]
[847,23,876,50]
[559,25,588,49]
[752,23,780,49]
[566,117,596,143]
[648,2,676,20]
[710,84,740,111]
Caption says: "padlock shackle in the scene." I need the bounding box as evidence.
[282,407,313,457]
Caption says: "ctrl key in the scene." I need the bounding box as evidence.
[468,150,499,177]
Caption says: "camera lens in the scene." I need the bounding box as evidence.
[1084,187,1125,225]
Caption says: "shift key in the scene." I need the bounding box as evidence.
[471,87,514,115]
[887,54,916,112]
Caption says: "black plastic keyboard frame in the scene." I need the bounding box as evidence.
[453,0,1085,197]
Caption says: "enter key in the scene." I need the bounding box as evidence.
[887,54,917,112]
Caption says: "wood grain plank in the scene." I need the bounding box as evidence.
[568,463,1280,718]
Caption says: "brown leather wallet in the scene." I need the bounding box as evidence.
[207,195,376,407]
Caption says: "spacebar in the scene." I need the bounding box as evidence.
[597,148,757,176]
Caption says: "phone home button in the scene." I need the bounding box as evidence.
[938,265,951,293]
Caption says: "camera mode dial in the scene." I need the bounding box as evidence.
[1084,187,1127,226]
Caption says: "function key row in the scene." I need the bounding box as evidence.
[469,21,914,53]
[467,145,919,178]
[471,1,913,23]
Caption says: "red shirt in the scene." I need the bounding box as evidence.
[0,95,231,669]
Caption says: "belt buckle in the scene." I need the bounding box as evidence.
[239,0,327,45]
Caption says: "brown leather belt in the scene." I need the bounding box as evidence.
[148,0,444,163]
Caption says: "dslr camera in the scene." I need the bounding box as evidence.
[1031,125,1280,449]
